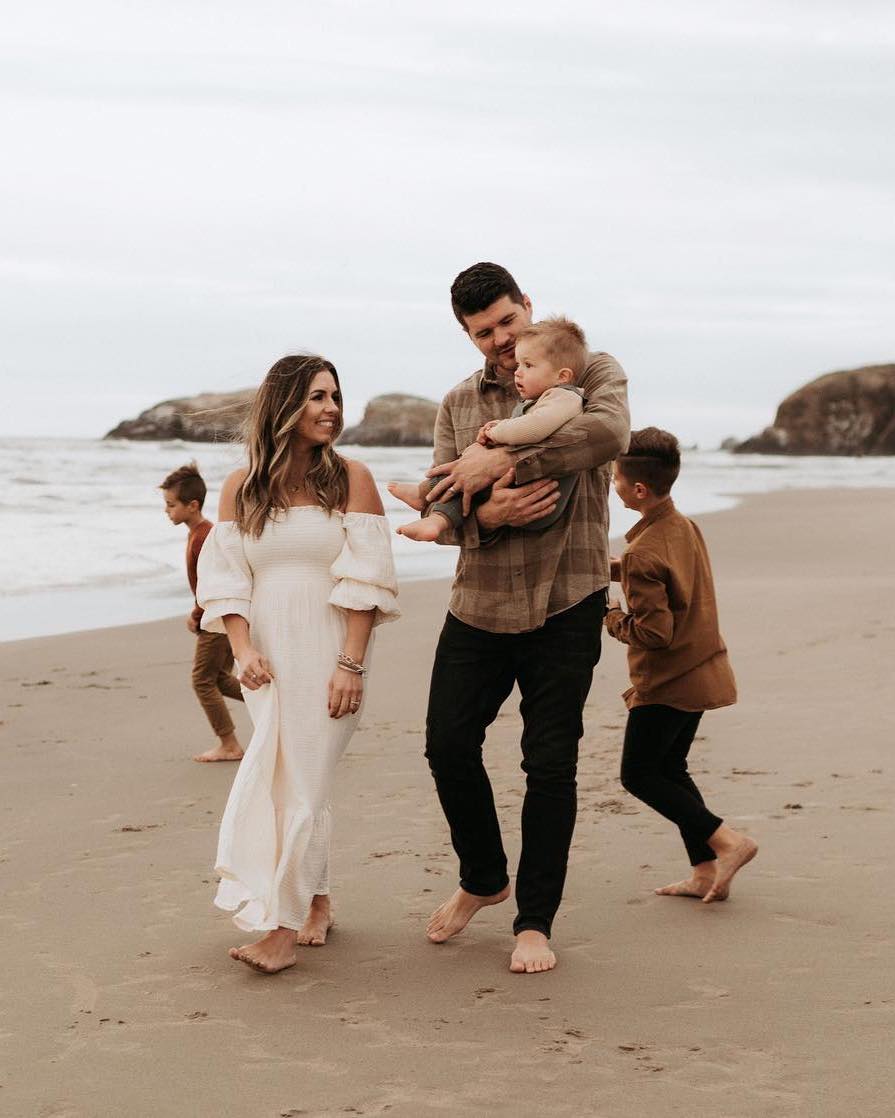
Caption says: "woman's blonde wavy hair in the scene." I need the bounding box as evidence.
[235,355,349,538]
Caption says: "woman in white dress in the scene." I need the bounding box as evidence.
[197,355,399,973]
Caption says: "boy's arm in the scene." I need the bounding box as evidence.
[513,354,630,483]
[604,551,674,649]
[486,388,583,446]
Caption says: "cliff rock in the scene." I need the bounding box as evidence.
[735,365,895,455]
[105,390,254,442]
[341,393,438,447]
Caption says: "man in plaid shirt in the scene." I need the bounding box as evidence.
[421,263,630,974]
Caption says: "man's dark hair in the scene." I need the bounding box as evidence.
[615,427,681,496]
[450,262,525,329]
[160,460,206,508]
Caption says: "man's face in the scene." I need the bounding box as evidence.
[462,294,533,373]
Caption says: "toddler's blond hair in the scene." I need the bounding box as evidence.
[517,316,588,379]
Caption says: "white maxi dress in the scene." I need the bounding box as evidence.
[197,507,399,932]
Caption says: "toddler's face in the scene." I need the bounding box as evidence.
[514,339,566,400]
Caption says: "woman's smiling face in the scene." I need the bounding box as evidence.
[294,369,342,447]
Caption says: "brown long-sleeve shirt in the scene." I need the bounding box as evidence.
[605,498,737,711]
[186,519,213,625]
[433,351,630,633]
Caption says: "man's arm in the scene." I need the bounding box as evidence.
[513,353,630,484]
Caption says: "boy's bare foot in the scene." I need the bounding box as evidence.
[397,515,449,543]
[426,885,510,943]
[228,927,297,973]
[510,930,556,974]
[296,894,334,946]
[193,743,244,763]
[704,835,758,903]
[194,731,243,763]
[655,874,717,899]
[387,482,425,512]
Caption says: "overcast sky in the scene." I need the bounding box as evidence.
[2,1,892,444]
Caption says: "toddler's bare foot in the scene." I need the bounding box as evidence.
[426,885,510,943]
[228,928,296,973]
[387,481,425,512]
[704,835,758,903]
[296,894,334,946]
[510,930,556,974]
[397,514,450,543]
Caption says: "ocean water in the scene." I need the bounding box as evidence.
[3,436,894,642]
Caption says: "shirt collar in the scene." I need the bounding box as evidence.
[477,361,516,395]
[625,496,676,542]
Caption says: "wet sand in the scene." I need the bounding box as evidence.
[2,488,894,1117]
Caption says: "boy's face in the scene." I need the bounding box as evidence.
[612,464,648,510]
[514,338,569,400]
[462,294,533,373]
[163,489,197,525]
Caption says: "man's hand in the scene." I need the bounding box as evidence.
[426,443,514,515]
[609,555,622,583]
[475,469,560,532]
[186,615,199,634]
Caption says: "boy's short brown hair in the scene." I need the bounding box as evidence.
[160,461,206,508]
[616,427,681,496]
[516,316,588,379]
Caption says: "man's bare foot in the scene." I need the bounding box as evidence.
[387,481,425,512]
[509,930,556,974]
[397,514,449,543]
[426,885,510,943]
[704,834,758,903]
[228,927,297,973]
[296,894,334,946]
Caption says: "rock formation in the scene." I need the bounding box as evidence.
[340,393,439,447]
[735,364,895,455]
[105,390,254,442]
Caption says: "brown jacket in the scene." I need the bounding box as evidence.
[186,519,213,625]
[605,498,736,711]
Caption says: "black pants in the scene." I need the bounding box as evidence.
[620,705,723,866]
[425,590,606,938]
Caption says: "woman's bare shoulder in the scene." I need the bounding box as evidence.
[219,467,249,520]
[342,457,383,515]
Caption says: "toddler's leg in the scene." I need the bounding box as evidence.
[387,478,428,512]
[397,510,452,542]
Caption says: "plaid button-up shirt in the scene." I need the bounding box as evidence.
[434,351,630,633]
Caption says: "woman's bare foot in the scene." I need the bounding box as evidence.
[704,833,758,903]
[397,514,450,543]
[228,927,297,973]
[387,481,425,511]
[194,732,243,763]
[655,861,717,899]
[296,894,334,946]
[510,930,556,974]
[426,885,510,943]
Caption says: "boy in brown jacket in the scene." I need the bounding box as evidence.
[605,428,757,903]
[161,462,244,764]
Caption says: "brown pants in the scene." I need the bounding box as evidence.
[192,630,244,738]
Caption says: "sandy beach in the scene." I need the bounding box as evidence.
[3,487,894,1118]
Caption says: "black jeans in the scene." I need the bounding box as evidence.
[425,590,606,938]
[620,705,723,866]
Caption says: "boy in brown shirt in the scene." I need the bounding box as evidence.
[605,428,757,903]
[161,462,244,764]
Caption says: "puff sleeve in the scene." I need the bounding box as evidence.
[197,522,254,634]
[328,512,400,626]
